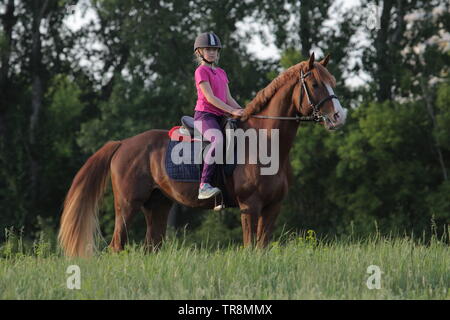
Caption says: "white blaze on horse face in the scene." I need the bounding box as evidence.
[325,84,347,128]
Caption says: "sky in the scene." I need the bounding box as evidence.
[65,0,368,88]
[238,0,363,60]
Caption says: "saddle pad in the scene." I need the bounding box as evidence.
[165,140,202,182]
[165,137,237,182]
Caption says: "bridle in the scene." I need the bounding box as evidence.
[250,70,339,123]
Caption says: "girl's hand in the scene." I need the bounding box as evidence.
[231,108,244,117]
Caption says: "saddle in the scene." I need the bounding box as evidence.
[176,116,234,142]
[169,116,238,157]
[166,116,239,208]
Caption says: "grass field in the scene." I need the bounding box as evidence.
[0,232,448,300]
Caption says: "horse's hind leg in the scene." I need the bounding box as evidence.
[142,189,173,252]
[109,171,147,253]
[110,194,141,252]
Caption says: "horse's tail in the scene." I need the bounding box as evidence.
[58,141,122,257]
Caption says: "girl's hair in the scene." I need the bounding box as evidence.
[193,48,220,66]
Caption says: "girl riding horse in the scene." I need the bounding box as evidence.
[192,32,244,199]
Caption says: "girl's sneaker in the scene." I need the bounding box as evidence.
[198,183,221,200]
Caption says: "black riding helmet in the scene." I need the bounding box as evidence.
[194,32,222,64]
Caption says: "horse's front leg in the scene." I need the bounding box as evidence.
[238,196,262,248]
[240,211,258,247]
[256,201,282,248]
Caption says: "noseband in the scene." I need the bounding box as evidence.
[251,70,339,122]
[299,70,339,122]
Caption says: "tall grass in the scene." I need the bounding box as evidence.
[0,229,448,299]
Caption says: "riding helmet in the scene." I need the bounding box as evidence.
[194,32,222,52]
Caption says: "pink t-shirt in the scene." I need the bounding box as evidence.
[194,65,229,116]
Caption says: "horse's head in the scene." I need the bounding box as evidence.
[295,52,347,130]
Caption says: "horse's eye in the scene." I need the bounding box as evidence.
[312,83,319,88]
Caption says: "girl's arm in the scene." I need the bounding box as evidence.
[226,84,243,109]
[199,81,235,113]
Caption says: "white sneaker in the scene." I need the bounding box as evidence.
[198,183,221,200]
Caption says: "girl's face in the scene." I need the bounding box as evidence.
[200,47,219,62]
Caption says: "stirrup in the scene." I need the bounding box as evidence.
[213,193,225,212]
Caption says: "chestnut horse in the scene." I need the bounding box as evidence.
[58,53,347,257]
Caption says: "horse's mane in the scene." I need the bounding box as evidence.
[241,61,336,121]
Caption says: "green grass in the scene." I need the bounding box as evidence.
[0,232,449,299]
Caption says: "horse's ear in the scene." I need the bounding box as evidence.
[320,53,330,67]
[308,52,315,70]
